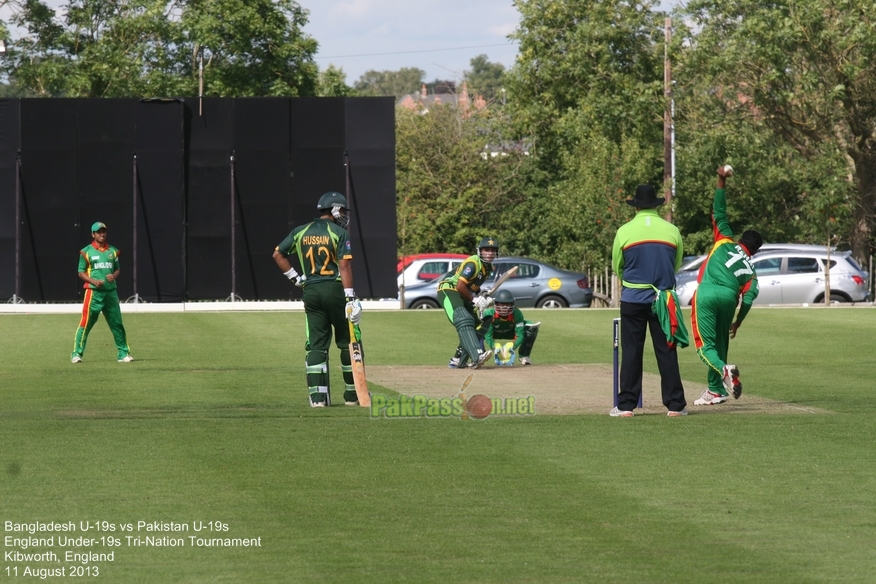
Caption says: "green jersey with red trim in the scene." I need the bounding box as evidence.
[78,242,120,291]
[698,188,759,322]
[482,306,526,349]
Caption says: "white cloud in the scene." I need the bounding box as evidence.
[488,22,518,37]
[330,0,375,19]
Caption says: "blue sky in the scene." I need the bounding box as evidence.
[305,0,679,84]
[304,0,520,84]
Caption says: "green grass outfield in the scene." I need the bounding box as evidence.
[2,308,875,583]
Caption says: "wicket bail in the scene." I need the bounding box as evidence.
[612,317,643,409]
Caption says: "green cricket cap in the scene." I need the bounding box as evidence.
[91,222,107,232]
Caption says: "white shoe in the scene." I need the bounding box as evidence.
[345,400,359,406]
[118,355,134,363]
[310,399,326,408]
[71,356,82,364]
[448,357,461,369]
[609,406,634,418]
[520,356,531,366]
[667,408,688,417]
[469,350,492,370]
[722,365,742,399]
[693,390,728,406]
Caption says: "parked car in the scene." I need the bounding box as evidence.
[675,245,868,305]
[400,257,593,309]
[397,253,468,288]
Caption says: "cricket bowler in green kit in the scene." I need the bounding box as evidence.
[272,192,362,408]
[438,237,497,370]
[71,222,133,363]
[691,165,762,406]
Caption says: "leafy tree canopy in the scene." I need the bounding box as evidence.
[464,54,505,103]
[317,64,355,97]
[1,0,319,97]
[354,67,424,98]
[678,0,876,260]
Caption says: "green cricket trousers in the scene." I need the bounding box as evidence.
[72,288,130,360]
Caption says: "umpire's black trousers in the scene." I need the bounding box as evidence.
[618,301,687,412]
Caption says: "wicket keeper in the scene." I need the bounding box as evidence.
[482,290,539,366]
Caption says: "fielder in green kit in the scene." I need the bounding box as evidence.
[272,192,362,408]
[71,222,133,363]
[691,165,762,405]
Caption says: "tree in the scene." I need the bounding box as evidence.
[680,0,876,262]
[396,103,530,256]
[501,0,668,270]
[354,67,424,98]
[2,0,319,97]
[507,0,666,172]
[317,64,355,97]
[464,54,505,103]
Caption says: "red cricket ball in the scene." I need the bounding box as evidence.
[467,394,492,419]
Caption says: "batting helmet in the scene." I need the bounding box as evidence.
[494,289,515,317]
[477,236,499,264]
[316,191,350,229]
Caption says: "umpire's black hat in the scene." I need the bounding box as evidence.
[626,185,665,209]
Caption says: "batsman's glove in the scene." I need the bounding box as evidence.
[284,267,305,288]
[473,295,491,313]
[345,288,362,324]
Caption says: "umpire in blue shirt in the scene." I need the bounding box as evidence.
[610,185,688,417]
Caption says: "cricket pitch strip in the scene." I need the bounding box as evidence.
[365,364,830,416]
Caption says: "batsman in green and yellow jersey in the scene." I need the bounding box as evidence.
[437,236,498,369]
[71,222,133,363]
[691,165,763,406]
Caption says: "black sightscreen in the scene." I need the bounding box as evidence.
[232,98,292,300]
[76,98,135,301]
[185,97,235,300]
[134,100,185,301]
[345,97,396,299]
[1,97,395,302]
[0,99,20,300]
[20,99,79,301]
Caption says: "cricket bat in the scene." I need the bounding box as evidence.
[347,316,371,407]
[484,265,518,297]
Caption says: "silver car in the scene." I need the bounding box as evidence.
[401,257,594,309]
[675,245,869,305]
